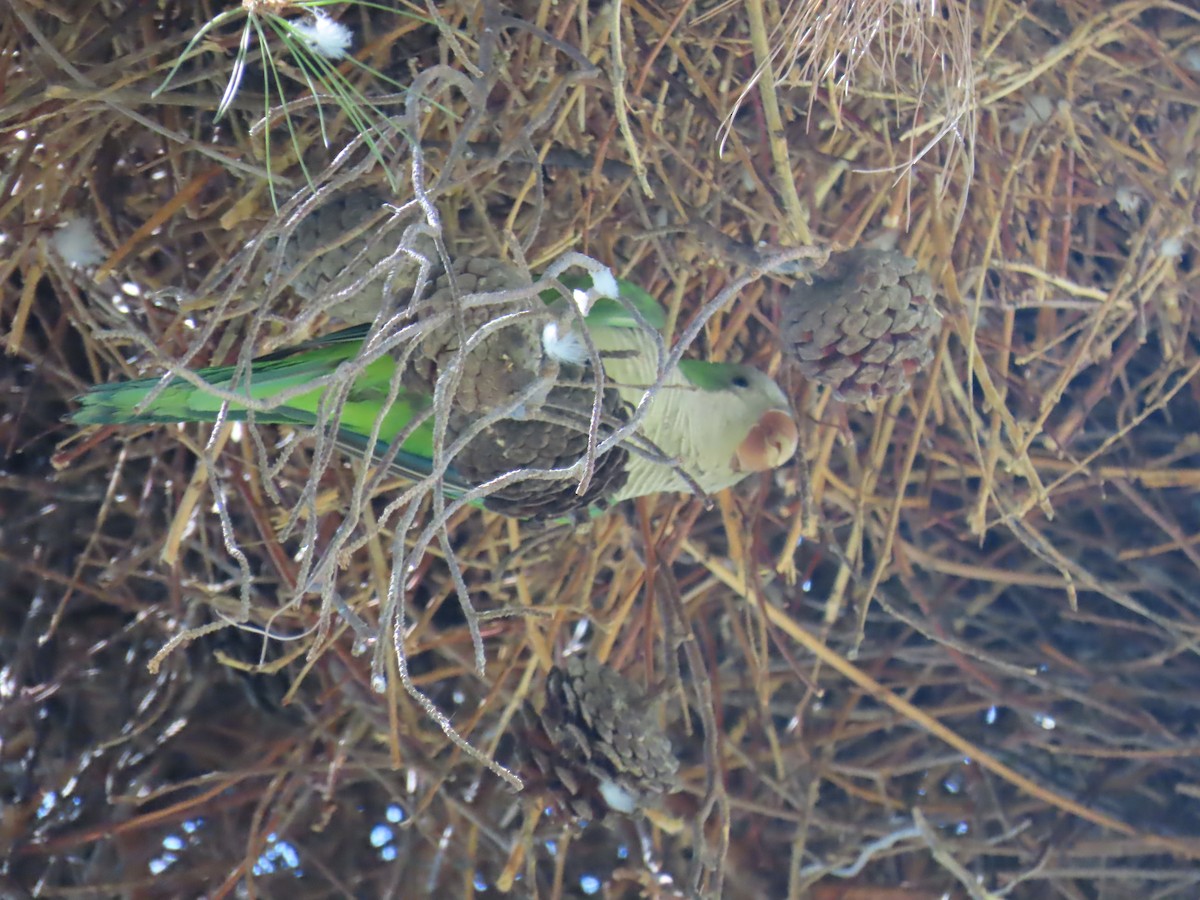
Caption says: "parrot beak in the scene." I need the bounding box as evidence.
[732,409,799,473]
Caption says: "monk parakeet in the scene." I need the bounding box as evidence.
[72,256,798,518]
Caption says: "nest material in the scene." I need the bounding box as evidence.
[520,655,678,821]
[10,0,1200,896]
[780,247,940,403]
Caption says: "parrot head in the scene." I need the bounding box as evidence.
[710,366,798,475]
[668,361,799,495]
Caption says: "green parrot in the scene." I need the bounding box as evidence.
[72,259,798,518]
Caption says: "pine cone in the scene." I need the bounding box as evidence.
[412,258,632,518]
[281,188,433,323]
[449,373,632,519]
[406,256,547,417]
[286,197,548,419]
[780,248,940,403]
[519,656,678,821]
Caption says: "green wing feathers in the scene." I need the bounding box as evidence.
[547,273,667,332]
[73,345,354,425]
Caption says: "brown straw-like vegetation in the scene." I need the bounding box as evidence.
[3,0,1199,896]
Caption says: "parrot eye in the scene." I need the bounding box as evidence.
[731,374,750,389]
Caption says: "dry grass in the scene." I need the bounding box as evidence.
[3,0,1200,897]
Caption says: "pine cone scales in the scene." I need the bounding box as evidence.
[407,256,547,416]
[282,189,423,323]
[415,258,632,517]
[284,195,557,421]
[781,248,940,403]
[449,373,632,518]
[521,656,678,820]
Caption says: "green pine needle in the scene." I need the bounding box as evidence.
[153,1,439,207]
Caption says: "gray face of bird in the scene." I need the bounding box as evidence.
[718,370,799,476]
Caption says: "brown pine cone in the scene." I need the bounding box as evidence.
[281,188,432,323]
[406,256,548,417]
[448,373,632,519]
[411,259,632,518]
[780,248,940,403]
[519,656,678,821]
[285,196,549,419]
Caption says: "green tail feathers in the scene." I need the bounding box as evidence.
[70,363,335,427]
[71,341,364,426]
[70,326,435,464]
[72,375,226,426]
